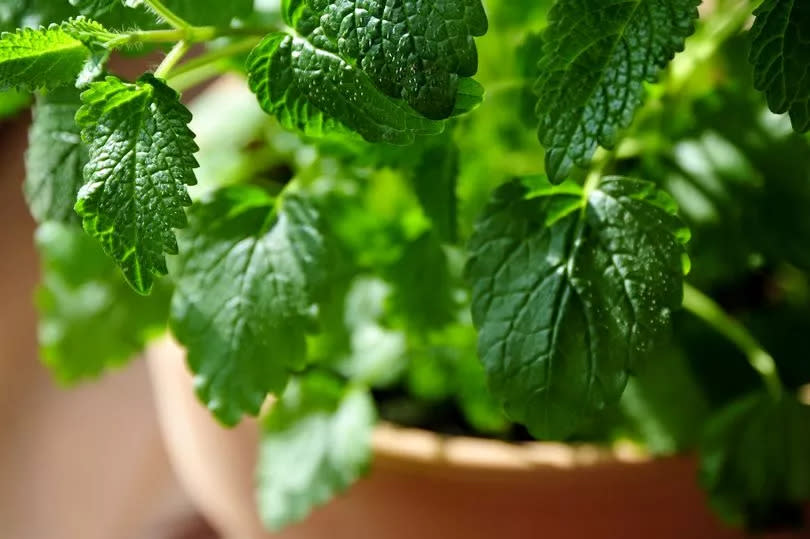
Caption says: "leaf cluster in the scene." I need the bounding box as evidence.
[4,0,810,533]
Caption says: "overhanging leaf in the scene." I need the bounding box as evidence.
[75,74,198,294]
[749,0,810,133]
[257,374,375,530]
[535,0,700,182]
[0,25,90,90]
[169,186,329,425]
[247,0,487,143]
[467,176,690,438]
[24,85,87,223]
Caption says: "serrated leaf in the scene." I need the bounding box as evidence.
[0,25,90,90]
[299,0,487,119]
[466,177,690,439]
[700,393,810,529]
[535,0,700,183]
[75,74,198,295]
[247,0,488,142]
[247,32,442,144]
[257,374,375,531]
[749,0,810,133]
[35,221,170,383]
[24,86,87,223]
[169,186,329,425]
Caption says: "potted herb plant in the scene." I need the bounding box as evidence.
[3,0,809,537]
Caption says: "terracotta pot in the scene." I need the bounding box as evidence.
[146,337,807,539]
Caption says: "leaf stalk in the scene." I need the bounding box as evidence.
[682,283,783,400]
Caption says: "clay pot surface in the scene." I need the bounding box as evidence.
[148,337,809,539]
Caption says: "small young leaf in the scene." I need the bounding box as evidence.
[749,0,810,133]
[535,0,700,182]
[0,26,90,90]
[169,186,329,426]
[467,177,690,439]
[257,374,375,531]
[35,221,170,383]
[75,74,198,295]
[24,86,87,223]
[700,393,810,529]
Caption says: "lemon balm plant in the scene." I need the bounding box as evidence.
[3,0,810,533]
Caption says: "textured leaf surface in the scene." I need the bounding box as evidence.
[535,0,700,182]
[35,221,170,382]
[247,0,487,142]
[700,393,810,528]
[247,32,442,144]
[258,374,375,530]
[24,86,87,223]
[75,74,198,294]
[0,26,89,90]
[467,176,690,438]
[170,186,329,425]
[749,0,810,133]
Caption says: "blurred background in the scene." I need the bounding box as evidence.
[0,109,222,538]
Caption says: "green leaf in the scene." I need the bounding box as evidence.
[75,74,198,295]
[247,32,442,144]
[535,0,700,182]
[410,136,459,243]
[749,0,810,133]
[296,0,486,119]
[516,31,544,128]
[619,345,708,454]
[247,0,488,142]
[35,221,170,383]
[1,0,79,31]
[24,86,87,223]
[0,88,29,118]
[169,186,329,425]
[700,393,810,529]
[69,0,116,17]
[257,374,375,531]
[466,177,690,439]
[0,25,90,90]
[386,232,455,332]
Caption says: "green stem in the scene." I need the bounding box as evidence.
[155,41,191,79]
[167,61,227,93]
[143,0,190,29]
[167,37,261,80]
[682,283,783,400]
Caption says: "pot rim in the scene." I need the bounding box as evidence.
[371,422,651,472]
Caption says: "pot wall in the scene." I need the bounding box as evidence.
[147,337,809,539]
